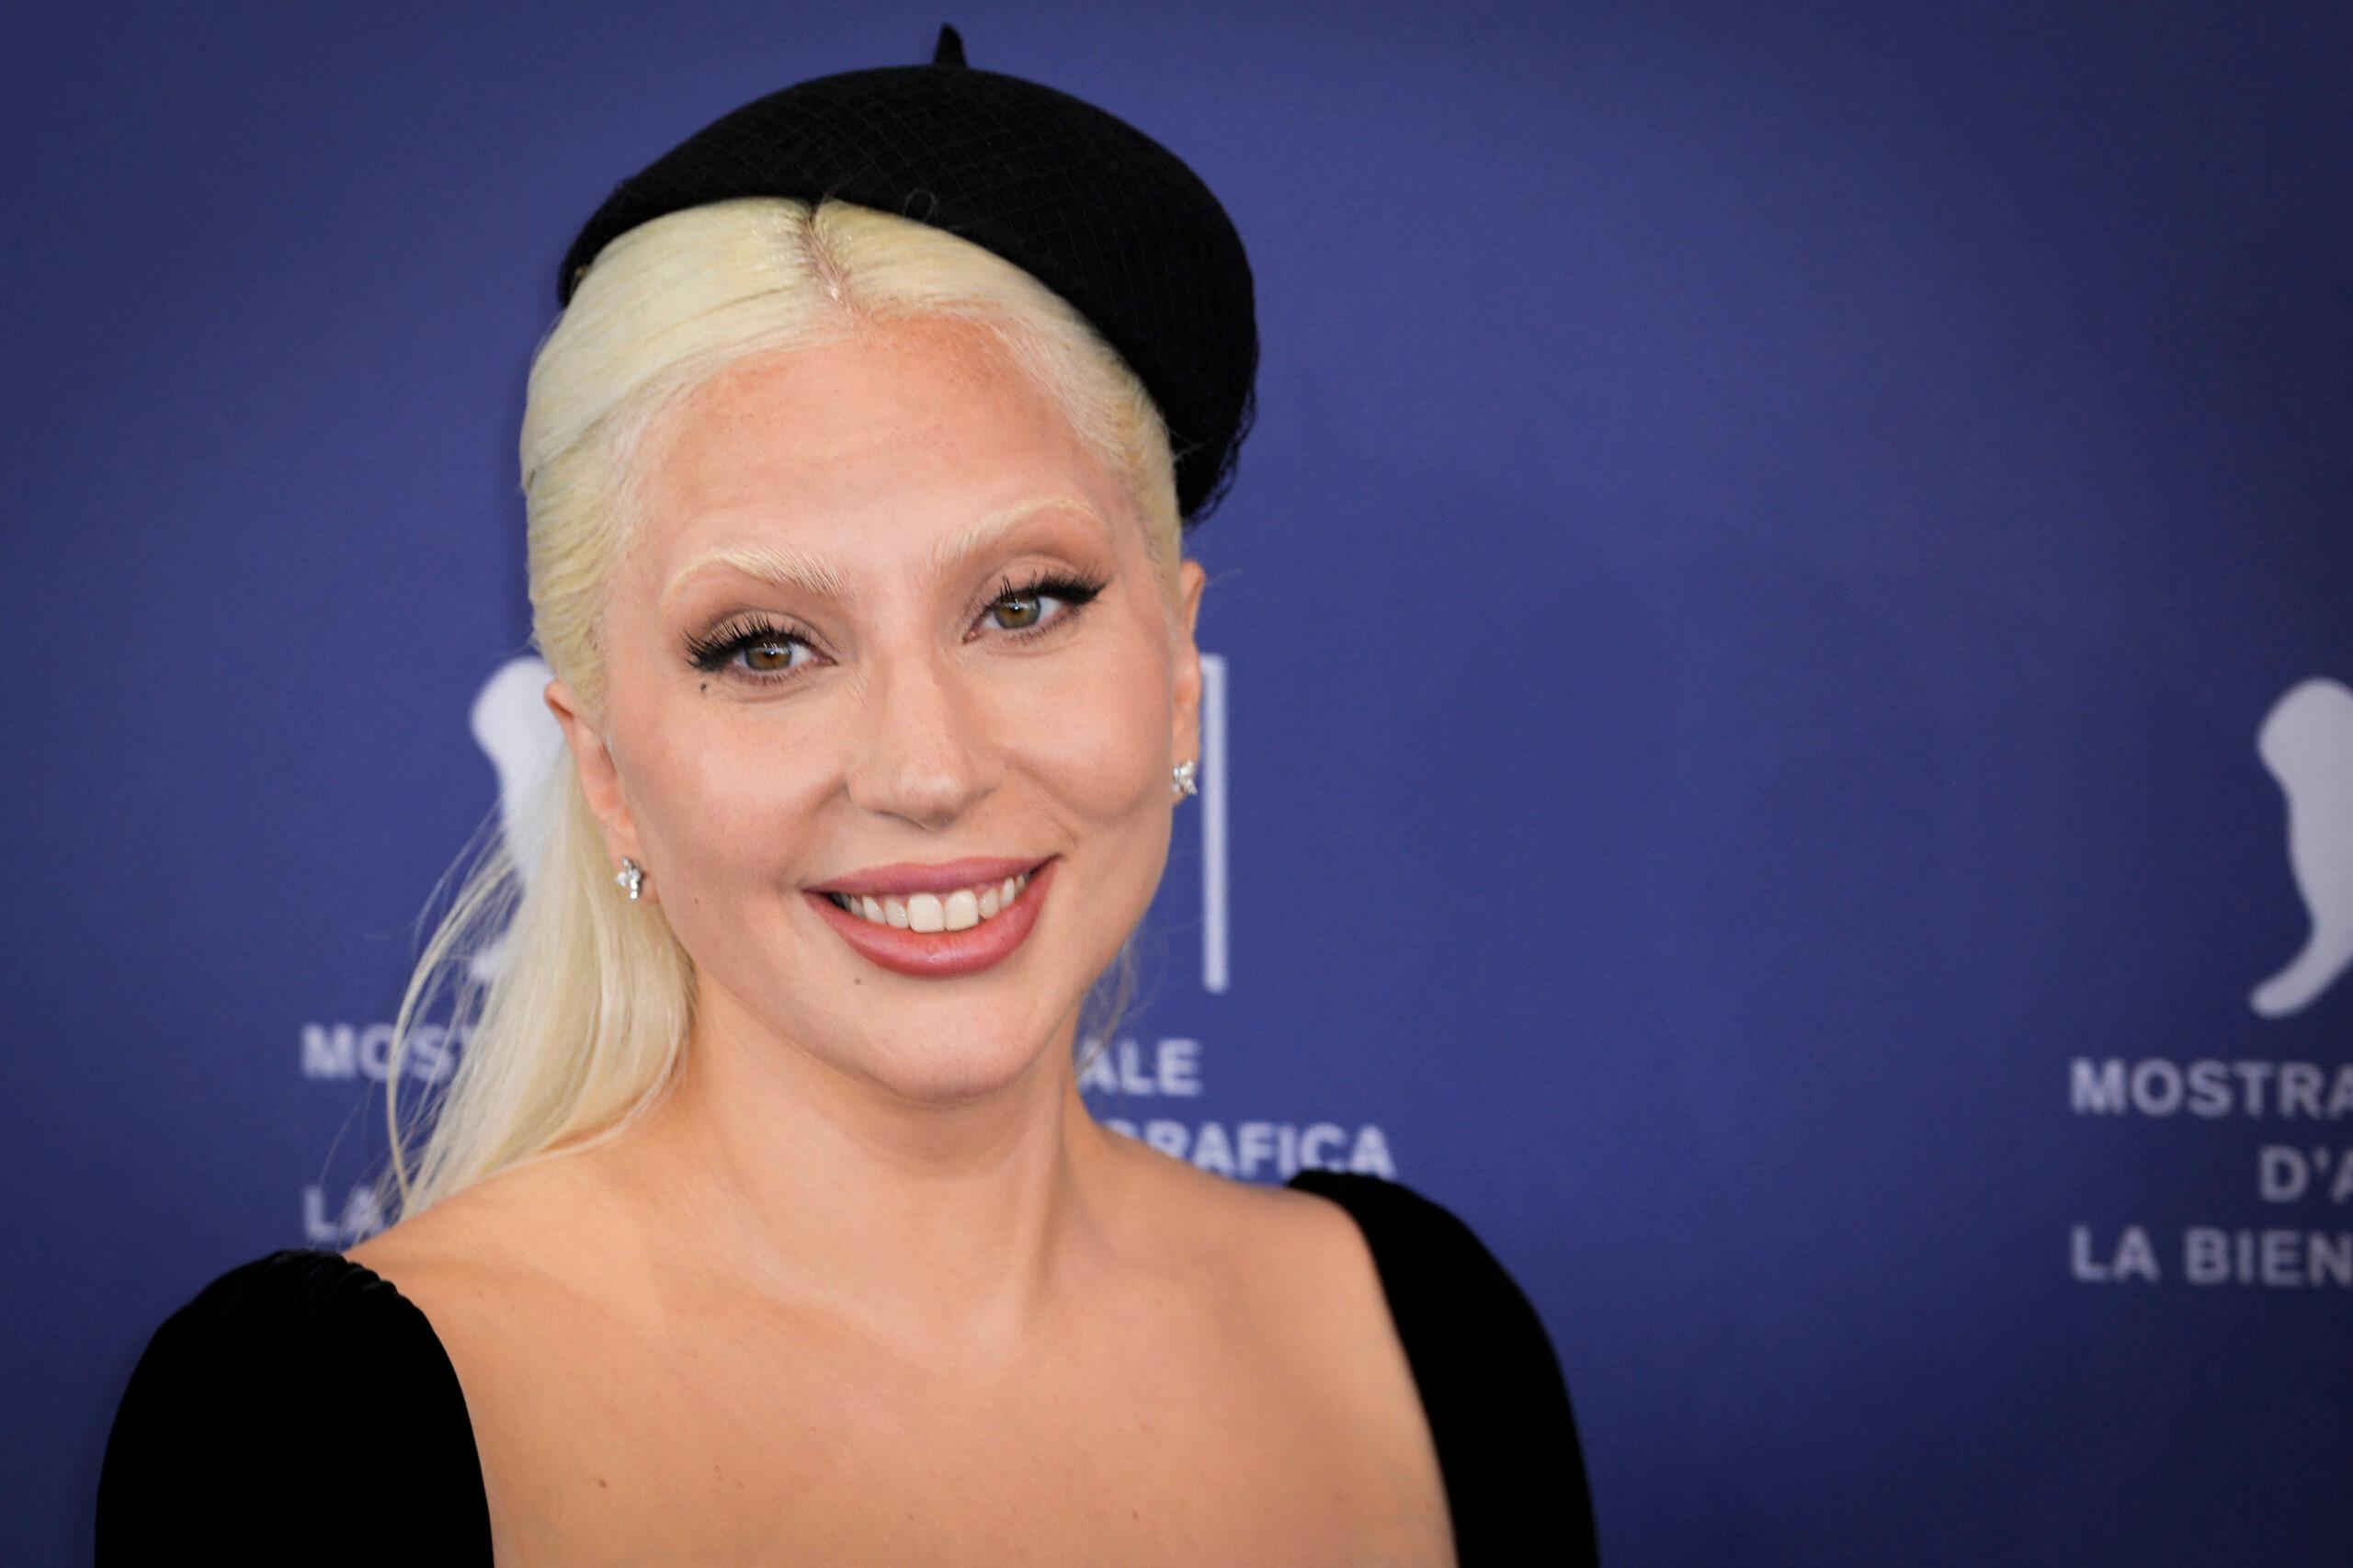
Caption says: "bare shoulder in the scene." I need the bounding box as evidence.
[336,1153,654,1423]
[1225,1168,1392,1301]
[1100,1140,1417,1400]
[339,1153,614,1330]
[1235,1173,1413,1372]
[1116,1149,1451,1551]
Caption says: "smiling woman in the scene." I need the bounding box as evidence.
[96,27,1597,1567]
[542,309,1195,1075]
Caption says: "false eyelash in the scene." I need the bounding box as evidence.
[684,613,800,674]
[987,568,1108,626]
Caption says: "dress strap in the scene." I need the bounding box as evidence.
[1286,1169,1600,1565]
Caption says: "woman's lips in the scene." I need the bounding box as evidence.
[802,857,1057,978]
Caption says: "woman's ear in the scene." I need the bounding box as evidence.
[542,677,651,893]
[1170,558,1208,770]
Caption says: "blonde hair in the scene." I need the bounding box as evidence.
[371,198,1186,1224]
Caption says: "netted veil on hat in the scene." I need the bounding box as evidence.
[557,24,1258,527]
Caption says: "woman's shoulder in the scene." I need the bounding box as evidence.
[130,1245,426,1346]
[1282,1167,1506,1256]
[1281,1168,1602,1565]
[97,1247,492,1562]
[110,1243,465,1384]
[104,1247,457,1404]
[1279,1168,1567,1376]
[1281,1167,1553,1309]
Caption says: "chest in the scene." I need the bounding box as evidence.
[455,1297,1456,1567]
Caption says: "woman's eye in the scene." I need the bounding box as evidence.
[987,589,1054,633]
[687,574,1103,687]
[983,574,1105,637]
[685,620,812,683]
[734,636,805,675]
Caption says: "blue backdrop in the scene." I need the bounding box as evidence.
[7,2,2348,1562]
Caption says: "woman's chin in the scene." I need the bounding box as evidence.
[850,1030,1063,1107]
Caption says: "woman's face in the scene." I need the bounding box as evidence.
[547,314,1205,1104]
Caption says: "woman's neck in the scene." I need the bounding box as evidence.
[614,984,1129,1364]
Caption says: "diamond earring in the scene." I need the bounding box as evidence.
[1171,759,1199,800]
[615,858,645,901]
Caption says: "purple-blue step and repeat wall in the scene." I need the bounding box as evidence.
[6,2,2347,1563]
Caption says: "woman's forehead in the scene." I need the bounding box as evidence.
[657,319,1051,467]
[632,320,1132,569]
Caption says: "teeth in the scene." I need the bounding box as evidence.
[828,870,1030,933]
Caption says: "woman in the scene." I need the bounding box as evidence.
[97,30,1597,1565]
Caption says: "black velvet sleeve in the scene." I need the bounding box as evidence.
[1287,1168,1600,1567]
[95,1248,494,1565]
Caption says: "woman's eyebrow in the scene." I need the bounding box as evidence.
[659,494,1107,610]
[661,538,849,608]
[925,494,1107,580]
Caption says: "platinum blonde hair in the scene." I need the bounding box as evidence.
[371,197,1185,1224]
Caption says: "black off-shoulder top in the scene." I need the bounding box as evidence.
[96,1169,1598,1564]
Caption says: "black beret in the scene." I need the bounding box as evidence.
[557,25,1257,527]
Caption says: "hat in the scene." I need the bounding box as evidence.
[557,25,1258,527]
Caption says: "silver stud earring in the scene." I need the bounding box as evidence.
[615,858,644,901]
[1171,759,1199,800]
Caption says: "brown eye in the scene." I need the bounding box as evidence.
[979,573,1105,639]
[685,619,813,683]
[992,591,1046,631]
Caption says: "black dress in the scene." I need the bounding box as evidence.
[96,1169,1598,1564]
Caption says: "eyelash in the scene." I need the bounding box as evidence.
[683,570,1108,687]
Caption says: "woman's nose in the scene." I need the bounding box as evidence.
[842,643,997,828]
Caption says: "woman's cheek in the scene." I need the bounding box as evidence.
[1013,649,1167,816]
[688,727,824,854]
[627,707,795,894]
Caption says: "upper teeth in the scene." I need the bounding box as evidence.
[827,871,1031,933]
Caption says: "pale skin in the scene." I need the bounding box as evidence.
[346,314,1455,1565]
